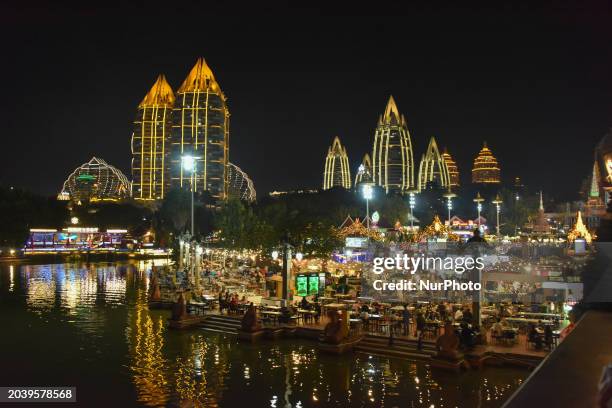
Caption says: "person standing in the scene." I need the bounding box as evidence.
[402,305,411,336]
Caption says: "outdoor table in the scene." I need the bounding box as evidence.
[264,305,281,310]
[261,310,281,325]
[342,299,357,304]
[325,303,347,309]
[390,305,406,311]
[517,312,562,319]
[297,309,317,323]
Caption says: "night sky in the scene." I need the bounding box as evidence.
[1,3,610,201]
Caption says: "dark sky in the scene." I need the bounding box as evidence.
[1,2,610,201]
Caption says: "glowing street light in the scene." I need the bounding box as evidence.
[362,184,373,230]
[473,192,484,228]
[492,194,503,236]
[295,252,303,262]
[182,155,196,236]
[408,190,417,229]
[271,250,279,260]
[443,186,456,225]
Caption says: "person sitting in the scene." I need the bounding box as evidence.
[460,322,476,349]
[454,308,463,322]
[528,324,543,349]
[313,302,321,324]
[467,228,485,243]
[462,308,473,324]
[491,318,504,339]
[360,303,370,313]
[300,296,310,310]
[544,324,553,349]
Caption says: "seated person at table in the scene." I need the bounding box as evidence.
[460,322,476,349]
[454,308,463,322]
[300,296,310,310]
[462,308,473,324]
[360,304,370,313]
[528,324,543,349]
[313,303,321,323]
[544,324,553,348]
[491,318,504,337]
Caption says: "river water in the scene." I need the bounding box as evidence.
[0,261,526,407]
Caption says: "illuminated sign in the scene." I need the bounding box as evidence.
[345,237,369,248]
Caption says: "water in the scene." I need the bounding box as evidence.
[0,261,526,407]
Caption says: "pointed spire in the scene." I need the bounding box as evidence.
[362,153,371,168]
[178,57,222,94]
[139,75,175,108]
[539,191,544,211]
[383,95,401,124]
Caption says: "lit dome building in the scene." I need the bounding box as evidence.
[372,96,414,193]
[471,142,501,184]
[227,162,256,202]
[60,157,131,203]
[441,148,460,187]
[417,137,450,191]
[354,153,373,187]
[323,136,351,190]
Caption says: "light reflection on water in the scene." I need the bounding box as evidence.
[0,261,526,407]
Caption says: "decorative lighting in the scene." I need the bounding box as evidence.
[271,250,279,260]
[181,155,196,172]
[362,184,373,230]
[492,194,503,236]
[70,217,79,225]
[295,252,303,262]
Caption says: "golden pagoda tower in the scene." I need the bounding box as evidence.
[567,211,593,244]
[131,75,175,200]
[372,95,414,193]
[354,153,373,186]
[323,136,351,190]
[441,148,460,187]
[170,58,230,200]
[417,137,450,191]
[471,142,501,184]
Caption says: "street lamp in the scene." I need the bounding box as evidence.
[492,194,503,236]
[182,155,196,236]
[408,190,416,229]
[443,186,456,225]
[362,184,373,230]
[473,192,484,229]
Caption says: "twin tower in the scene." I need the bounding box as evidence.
[131,58,229,201]
[323,96,500,193]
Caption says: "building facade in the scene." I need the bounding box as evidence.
[417,137,450,191]
[372,96,414,194]
[471,142,501,184]
[441,149,460,187]
[170,58,230,201]
[131,75,175,200]
[323,136,351,190]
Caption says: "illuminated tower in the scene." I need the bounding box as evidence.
[170,58,230,200]
[471,142,501,184]
[131,75,175,200]
[441,148,460,187]
[372,96,414,193]
[323,136,351,190]
[417,137,450,191]
[354,153,373,186]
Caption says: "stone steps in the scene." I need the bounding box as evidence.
[200,314,241,334]
[354,334,438,361]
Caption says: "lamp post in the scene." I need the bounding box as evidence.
[362,184,373,230]
[473,192,484,229]
[408,190,416,230]
[443,187,456,225]
[492,194,503,236]
[182,155,196,236]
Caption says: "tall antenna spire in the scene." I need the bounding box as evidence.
[539,191,544,211]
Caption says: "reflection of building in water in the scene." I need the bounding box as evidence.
[126,288,169,406]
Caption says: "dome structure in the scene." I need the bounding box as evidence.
[227,162,256,202]
[60,157,131,203]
